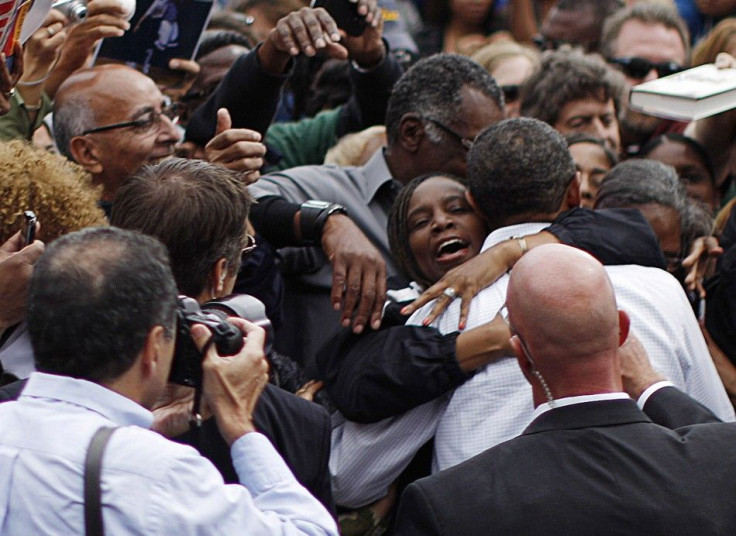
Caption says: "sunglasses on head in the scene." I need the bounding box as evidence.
[608,56,684,80]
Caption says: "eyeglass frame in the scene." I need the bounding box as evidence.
[423,117,475,151]
[607,56,684,80]
[236,234,258,273]
[81,96,181,136]
[241,234,257,259]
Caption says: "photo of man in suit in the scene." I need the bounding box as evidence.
[394,242,736,536]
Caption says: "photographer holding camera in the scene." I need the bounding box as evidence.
[0,227,337,535]
[109,157,335,512]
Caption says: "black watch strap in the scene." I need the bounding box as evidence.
[300,200,348,245]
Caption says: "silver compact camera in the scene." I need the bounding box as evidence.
[52,0,87,21]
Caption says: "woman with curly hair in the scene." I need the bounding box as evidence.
[0,140,107,244]
[0,140,107,383]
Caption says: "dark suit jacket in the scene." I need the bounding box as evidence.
[393,396,736,536]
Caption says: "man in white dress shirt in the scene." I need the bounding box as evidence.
[329,117,733,508]
[0,227,337,536]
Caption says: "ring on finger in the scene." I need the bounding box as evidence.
[443,287,457,300]
[47,26,56,37]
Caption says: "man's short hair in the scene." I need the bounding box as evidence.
[599,2,690,61]
[384,54,504,145]
[53,93,96,161]
[196,29,253,59]
[594,159,687,212]
[110,158,253,298]
[27,227,178,383]
[520,49,624,126]
[466,117,576,229]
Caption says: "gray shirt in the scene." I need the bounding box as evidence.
[250,148,402,364]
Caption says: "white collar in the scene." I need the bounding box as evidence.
[21,372,154,429]
[531,392,631,421]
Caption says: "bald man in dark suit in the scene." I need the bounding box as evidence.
[394,244,736,536]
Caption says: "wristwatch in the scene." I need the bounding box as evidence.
[300,200,348,245]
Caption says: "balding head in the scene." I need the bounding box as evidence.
[507,244,629,402]
[54,65,181,201]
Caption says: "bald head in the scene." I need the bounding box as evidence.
[53,65,181,201]
[507,244,628,399]
[54,65,155,160]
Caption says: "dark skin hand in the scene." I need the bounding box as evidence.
[321,214,387,334]
[402,232,558,329]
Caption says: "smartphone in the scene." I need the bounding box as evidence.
[22,210,36,246]
[311,0,367,37]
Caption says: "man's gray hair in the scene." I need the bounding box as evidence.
[595,159,687,212]
[384,53,504,145]
[53,95,96,161]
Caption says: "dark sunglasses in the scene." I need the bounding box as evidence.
[501,84,520,103]
[608,56,683,80]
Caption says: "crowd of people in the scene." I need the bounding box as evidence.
[3,0,736,534]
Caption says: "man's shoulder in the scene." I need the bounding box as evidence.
[250,163,369,201]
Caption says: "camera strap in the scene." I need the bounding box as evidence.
[84,426,117,536]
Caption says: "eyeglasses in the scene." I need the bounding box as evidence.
[242,234,257,260]
[607,57,684,80]
[82,97,181,135]
[423,117,475,151]
[501,84,520,104]
[236,234,257,273]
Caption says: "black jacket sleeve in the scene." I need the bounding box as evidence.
[336,44,404,138]
[642,385,721,428]
[185,46,292,146]
[548,207,667,269]
[248,195,301,248]
[317,325,466,423]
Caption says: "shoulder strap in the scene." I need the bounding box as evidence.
[84,426,117,536]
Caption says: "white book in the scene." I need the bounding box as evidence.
[629,63,736,121]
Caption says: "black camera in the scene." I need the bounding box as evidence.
[169,294,273,387]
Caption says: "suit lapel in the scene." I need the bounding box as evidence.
[522,399,652,436]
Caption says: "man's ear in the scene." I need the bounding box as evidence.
[397,113,425,153]
[617,310,631,347]
[564,170,582,209]
[464,190,491,225]
[211,257,229,295]
[69,136,104,175]
[140,325,169,378]
[511,335,534,384]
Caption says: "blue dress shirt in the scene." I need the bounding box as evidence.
[0,372,337,535]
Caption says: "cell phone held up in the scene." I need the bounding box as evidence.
[22,211,36,247]
[311,0,367,37]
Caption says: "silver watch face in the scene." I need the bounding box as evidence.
[304,200,332,209]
